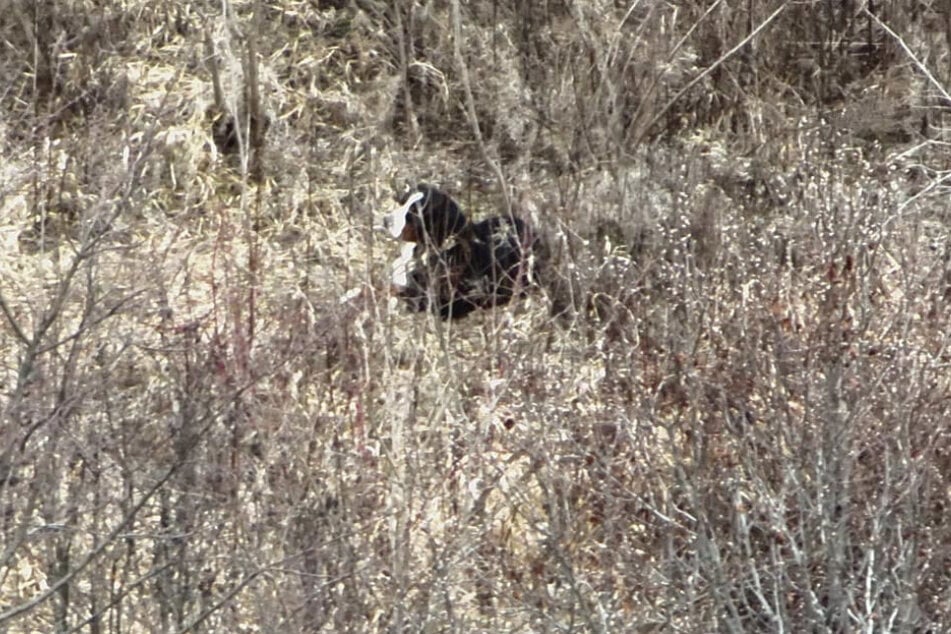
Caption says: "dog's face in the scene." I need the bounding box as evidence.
[381,185,466,247]
[382,190,425,242]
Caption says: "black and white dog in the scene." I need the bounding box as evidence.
[380,184,537,320]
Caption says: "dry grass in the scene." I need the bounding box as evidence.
[1,1,949,632]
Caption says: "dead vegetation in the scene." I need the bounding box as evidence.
[1,1,949,632]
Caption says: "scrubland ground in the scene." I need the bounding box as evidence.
[1,1,949,632]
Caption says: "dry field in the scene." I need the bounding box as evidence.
[1,1,949,632]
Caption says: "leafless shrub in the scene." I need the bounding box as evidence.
[2,1,949,632]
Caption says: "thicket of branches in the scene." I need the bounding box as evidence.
[1,1,948,632]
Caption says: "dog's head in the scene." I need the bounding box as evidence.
[381,185,467,247]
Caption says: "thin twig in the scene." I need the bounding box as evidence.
[636,2,787,146]
[866,8,951,105]
[449,0,512,214]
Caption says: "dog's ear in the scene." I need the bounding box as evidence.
[419,188,466,247]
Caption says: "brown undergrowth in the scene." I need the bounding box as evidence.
[1,1,948,632]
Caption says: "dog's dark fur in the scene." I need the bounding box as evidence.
[387,186,467,247]
[382,185,538,320]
